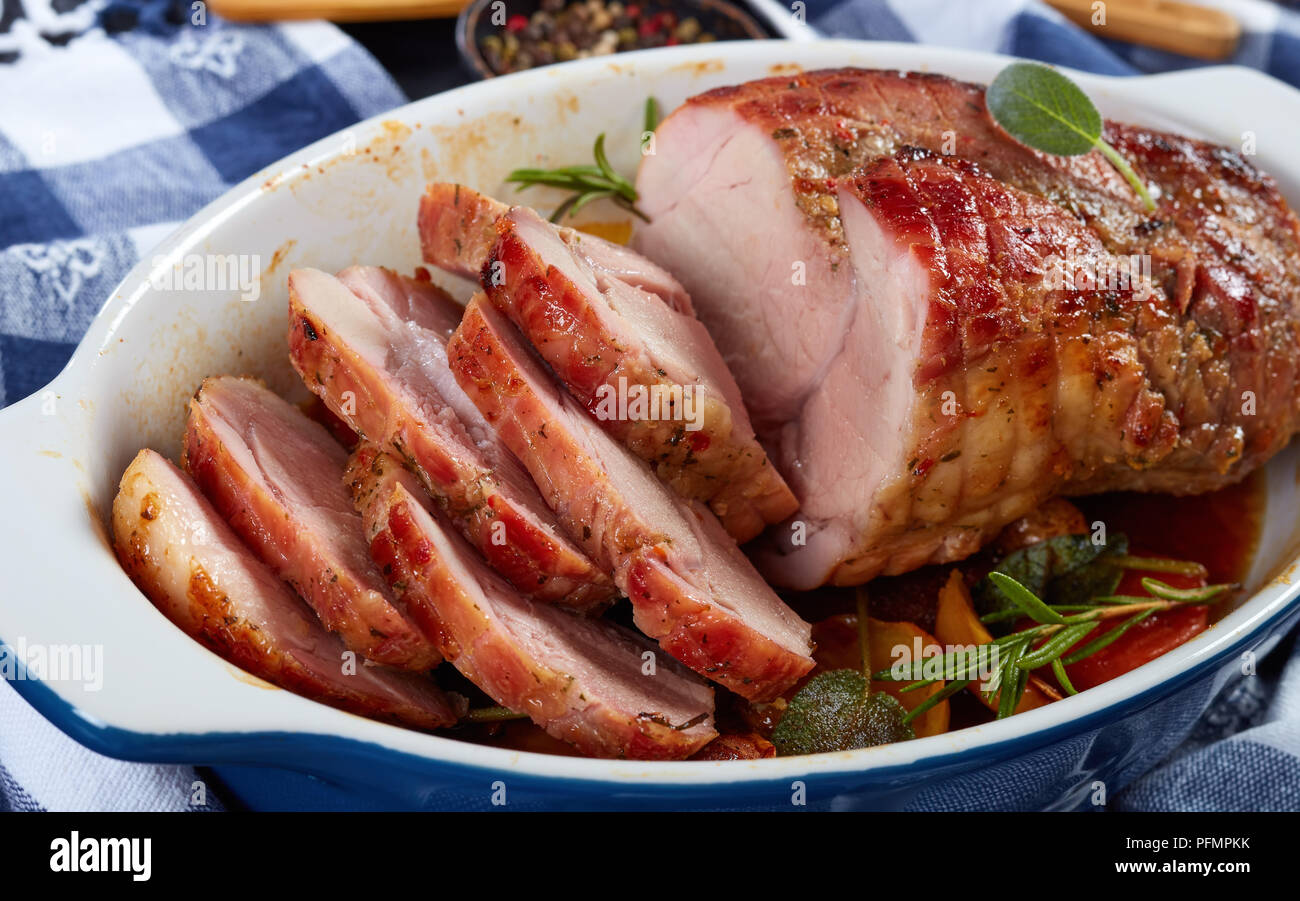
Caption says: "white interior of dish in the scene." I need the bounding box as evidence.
[2,40,1299,785]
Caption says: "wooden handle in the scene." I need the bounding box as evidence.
[1044,0,1240,61]
[208,0,469,22]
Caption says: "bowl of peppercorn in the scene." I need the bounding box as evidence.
[456,0,769,78]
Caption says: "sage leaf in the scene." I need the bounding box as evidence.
[987,62,1101,156]
[987,61,1155,210]
[772,670,914,756]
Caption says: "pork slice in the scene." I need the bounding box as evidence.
[418,182,692,313]
[485,207,797,543]
[112,449,461,730]
[351,444,716,759]
[288,266,614,610]
[183,375,441,670]
[636,67,1300,587]
[447,296,814,701]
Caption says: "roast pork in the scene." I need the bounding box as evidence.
[351,445,717,759]
[447,296,814,701]
[183,376,441,670]
[112,449,461,730]
[288,266,614,609]
[419,182,693,312]
[483,206,798,542]
[635,68,1300,588]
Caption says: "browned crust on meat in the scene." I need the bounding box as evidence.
[111,451,459,730]
[418,182,501,280]
[811,154,1189,584]
[684,68,1300,485]
[288,275,616,610]
[447,297,814,701]
[182,379,442,670]
[623,549,816,702]
[358,468,717,759]
[486,215,798,542]
[690,732,776,760]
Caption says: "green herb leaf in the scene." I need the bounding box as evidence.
[976,533,1129,631]
[987,572,1070,625]
[1139,577,1235,604]
[987,62,1155,210]
[771,670,914,755]
[901,678,971,725]
[643,96,660,137]
[505,108,654,223]
[992,637,1031,718]
[1111,554,1209,579]
[1051,658,1079,696]
[1061,608,1157,665]
[1016,621,1098,670]
[872,644,1002,684]
[987,62,1101,155]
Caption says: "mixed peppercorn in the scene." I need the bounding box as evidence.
[479,0,735,75]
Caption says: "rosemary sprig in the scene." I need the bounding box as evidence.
[1061,608,1156,665]
[643,96,660,139]
[988,571,1069,624]
[1051,658,1078,696]
[875,569,1237,718]
[901,678,971,725]
[1111,554,1208,579]
[461,706,528,723]
[505,97,659,224]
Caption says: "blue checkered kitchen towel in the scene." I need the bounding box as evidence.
[1,0,1299,811]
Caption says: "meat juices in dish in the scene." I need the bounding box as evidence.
[112,449,462,730]
[483,206,798,543]
[447,296,815,702]
[635,68,1300,588]
[183,375,441,671]
[350,445,717,759]
[288,266,614,610]
[418,182,693,313]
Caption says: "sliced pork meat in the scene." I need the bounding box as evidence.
[484,206,797,543]
[635,68,1300,587]
[421,185,795,540]
[112,449,461,730]
[447,296,814,701]
[183,375,441,670]
[419,182,692,312]
[288,266,614,610]
[351,444,717,759]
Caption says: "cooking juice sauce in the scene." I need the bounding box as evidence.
[1074,468,1266,622]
